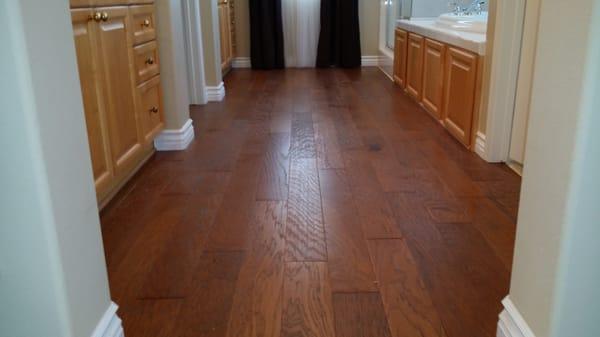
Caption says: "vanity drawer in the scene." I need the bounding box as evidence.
[137,76,163,142]
[130,5,156,45]
[133,41,160,84]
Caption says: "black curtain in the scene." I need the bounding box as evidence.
[316,0,361,68]
[249,0,285,69]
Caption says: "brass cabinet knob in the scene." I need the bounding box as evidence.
[100,12,109,22]
[142,19,151,27]
[145,57,155,65]
[149,107,159,114]
[92,12,102,22]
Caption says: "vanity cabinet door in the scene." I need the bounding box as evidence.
[393,29,408,88]
[95,6,142,174]
[72,9,115,199]
[406,33,425,100]
[422,39,446,119]
[443,47,478,146]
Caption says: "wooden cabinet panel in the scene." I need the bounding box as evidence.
[130,5,156,46]
[393,29,408,88]
[443,47,478,146]
[406,33,424,101]
[95,6,141,174]
[218,1,233,71]
[133,41,160,84]
[422,39,446,119]
[137,76,164,143]
[70,0,95,7]
[70,0,154,7]
[72,9,115,198]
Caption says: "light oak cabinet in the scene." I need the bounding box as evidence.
[443,47,478,146]
[218,0,233,72]
[393,28,483,149]
[406,33,424,100]
[393,29,408,88]
[70,1,163,206]
[422,39,446,119]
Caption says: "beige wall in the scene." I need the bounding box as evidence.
[200,0,222,86]
[508,0,599,336]
[156,0,192,129]
[0,1,112,336]
[234,0,380,58]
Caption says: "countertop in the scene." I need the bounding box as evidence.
[397,18,487,55]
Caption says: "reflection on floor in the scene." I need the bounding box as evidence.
[100,68,521,337]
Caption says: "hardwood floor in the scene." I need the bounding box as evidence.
[100,68,521,337]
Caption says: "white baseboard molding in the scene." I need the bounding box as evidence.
[206,82,226,102]
[475,131,487,160]
[91,302,124,337]
[361,55,385,67]
[497,297,536,337]
[232,57,251,68]
[154,118,195,151]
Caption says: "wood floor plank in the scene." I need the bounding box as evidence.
[332,293,393,337]
[368,239,447,337]
[314,116,345,169]
[206,153,263,251]
[256,133,290,201]
[281,262,336,337]
[290,117,316,159]
[285,158,327,261]
[226,201,287,337]
[343,151,404,239]
[319,169,377,292]
[174,251,245,337]
[138,194,223,298]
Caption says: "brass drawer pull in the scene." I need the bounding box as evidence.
[145,57,155,65]
[142,19,151,28]
[100,12,109,22]
[149,107,159,114]
[90,12,102,22]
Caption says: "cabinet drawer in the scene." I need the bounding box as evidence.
[137,76,164,142]
[130,5,156,45]
[134,41,160,84]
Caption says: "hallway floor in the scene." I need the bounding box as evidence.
[100,68,521,337]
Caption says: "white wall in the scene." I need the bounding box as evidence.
[507,0,600,336]
[0,1,112,336]
[410,0,448,17]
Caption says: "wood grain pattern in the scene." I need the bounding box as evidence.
[343,151,404,239]
[314,116,345,169]
[285,159,327,261]
[281,262,336,337]
[319,169,377,292]
[368,239,446,337]
[226,201,287,337]
[256,133,290,200]
[333,293,393,337]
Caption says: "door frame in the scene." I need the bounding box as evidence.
[182,0,208,105]
[481,0,534,163]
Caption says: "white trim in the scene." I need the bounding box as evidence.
[475,131,487,159]
[361,55,385,67]
[91,302,124,337]
[182,0,208,105]
[154,118,195,151]
[497,297,536,337]
[482,0,527,162]
[206,82,226,102]
[232,57,251,68]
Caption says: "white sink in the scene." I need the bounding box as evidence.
[435,12,488,34]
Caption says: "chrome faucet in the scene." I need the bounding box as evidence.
[449,0,486,15]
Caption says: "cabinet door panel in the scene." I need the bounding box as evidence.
[96,6,141,173]
[422,39,446,119]
[133,41,160,84]
[443,47,478,146]
[406,33,424,100]
[137,76,164,143]
[394,29,408,88]
[71,9,114,198]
